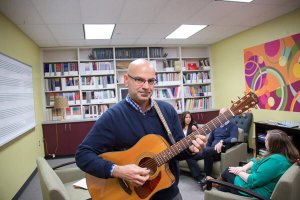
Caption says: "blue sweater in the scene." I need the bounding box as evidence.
[207,122,238,147]
[76,100,190,199]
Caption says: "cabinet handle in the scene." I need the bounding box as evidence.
[65,124,67,131]
[69,124,71,132]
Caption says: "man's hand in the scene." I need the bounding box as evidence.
[191,125,198,132]
[214,141,223,153]
[188,134,207,153]
[112,164,150,186]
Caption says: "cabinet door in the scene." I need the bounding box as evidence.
[42,124,58,157]
[42,121,96,157]
[197,110,219,124]
[68,121,95,154]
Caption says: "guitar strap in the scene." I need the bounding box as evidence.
[153,101,176,145]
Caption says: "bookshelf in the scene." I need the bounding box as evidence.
[42,46,214,121]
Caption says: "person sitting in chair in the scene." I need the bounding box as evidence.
[181,111,203,183]
[212,129,299,199]
[183,108,239,189]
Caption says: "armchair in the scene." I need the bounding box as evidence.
[230,113,253,144]
[179,129,247,178]
[204,163,300,200]
[36,157,90,200]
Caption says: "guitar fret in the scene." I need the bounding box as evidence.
[211,120,217,129]
[216,117,222,124]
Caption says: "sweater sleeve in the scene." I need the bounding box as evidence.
[75,111,116,179]
[247,156,289,188]
[223,123,238,144]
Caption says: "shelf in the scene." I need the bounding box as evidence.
[42,46,213,121]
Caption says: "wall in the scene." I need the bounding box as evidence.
[0,13,43,200]
[211,8,300,148]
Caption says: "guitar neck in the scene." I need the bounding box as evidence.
[154,109,234,166]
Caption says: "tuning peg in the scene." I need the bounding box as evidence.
[231,100,234,103]
[237,96,241,99]
[245,105,249,109]
[244,91,247,95]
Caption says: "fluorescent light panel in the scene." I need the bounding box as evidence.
[84,24,115,39]
[221,0,253,2]
[166,25,207,39]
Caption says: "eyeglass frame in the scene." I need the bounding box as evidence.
[127,74,158,86]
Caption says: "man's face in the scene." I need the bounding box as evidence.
[124,63,156,104]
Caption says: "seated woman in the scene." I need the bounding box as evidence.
[214,129,300,198]
[181,111,203,182]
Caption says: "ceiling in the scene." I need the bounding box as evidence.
[0,0,299,48]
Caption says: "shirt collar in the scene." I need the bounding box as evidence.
[125,95,154,115]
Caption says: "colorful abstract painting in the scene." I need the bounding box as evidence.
[244,33,300,112]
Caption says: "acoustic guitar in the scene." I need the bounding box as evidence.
[86,91,259,200]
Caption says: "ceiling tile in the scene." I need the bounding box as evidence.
[48,24,84,40]
[118,0,166,23]
[113,24,149,39]
[80,0,126,23]
[18,24,55,41]
[0,0,43,25]
[31,0,81,24]
[153,0,211,23]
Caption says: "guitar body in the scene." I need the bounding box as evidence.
[86,134,175,200]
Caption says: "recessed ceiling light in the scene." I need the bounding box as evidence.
[166,25,207,39]
[84,24,115,39]
[219,0,253,2]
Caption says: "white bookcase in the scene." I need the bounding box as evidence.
[42,46,213,121]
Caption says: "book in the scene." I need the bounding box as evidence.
[73,178,87,190]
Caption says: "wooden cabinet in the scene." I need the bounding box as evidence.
[254,121,300,157]
[42,120,95,157]
[178,110,219,125]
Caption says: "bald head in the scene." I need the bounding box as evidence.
[127,59,155,74]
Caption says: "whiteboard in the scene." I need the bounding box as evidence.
[0,53,36,147]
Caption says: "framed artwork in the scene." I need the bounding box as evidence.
[244,33,300,112]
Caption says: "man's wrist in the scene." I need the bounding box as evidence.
[110,164,116,177]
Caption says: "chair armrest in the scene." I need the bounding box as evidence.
[220,143,247,172]
[55,167,85,183]
[206,179,269,200]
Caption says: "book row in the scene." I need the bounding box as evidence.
[44,63,78,77]
[184,98,211,110]
[79,62,114,75]
[183,85,212,97]
[182,72,210,84]
[82,90,116,104]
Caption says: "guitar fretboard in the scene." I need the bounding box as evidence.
[154,110,234,166]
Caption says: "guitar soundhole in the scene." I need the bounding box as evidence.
[139,157,157,176]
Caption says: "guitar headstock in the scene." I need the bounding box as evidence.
[230,91,259,115]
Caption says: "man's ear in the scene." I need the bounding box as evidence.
[124,74,129,86]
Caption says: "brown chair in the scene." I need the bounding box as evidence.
[179,128,247,178]
[204,163,300,200]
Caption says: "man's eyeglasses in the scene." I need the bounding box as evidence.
[128,74,158,86]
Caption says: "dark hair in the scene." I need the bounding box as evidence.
[181,111,196,129]
[264,129,299,163]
